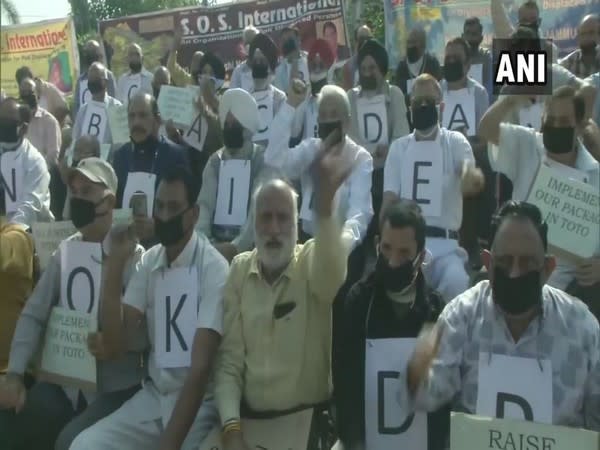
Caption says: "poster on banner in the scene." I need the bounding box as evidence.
[526,164,600,261]
[157,86,195,128]
[82,102,108,142]
[357,95,389,147]
[31,221,77,270]
[365,338,428,449]
[214,160,251,226]
[199,409,313,450]
[0,17,79,96]
[0,150,24,214]
[442,88,476,137]
[98,0,349,80]
[107,104,130,144]
[39,306,98,392]
[450,412,600,450]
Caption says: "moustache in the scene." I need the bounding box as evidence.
[131,126,147,135]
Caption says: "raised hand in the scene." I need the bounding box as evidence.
[407,322,444,395]
[286,78,307,108]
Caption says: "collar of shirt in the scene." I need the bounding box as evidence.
[126,68,153,79]
[248,244,301,282]
[356,80,392,102]
[220,143,256,160]
[150,231,201,272]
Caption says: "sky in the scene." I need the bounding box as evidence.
[6,0,72,24]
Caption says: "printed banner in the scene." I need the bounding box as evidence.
[99,0,349,79]
[383,0,597,72]
[0,17,79,96]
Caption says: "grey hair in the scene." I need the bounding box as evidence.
[250,176,299,223]
[317,85,351,118]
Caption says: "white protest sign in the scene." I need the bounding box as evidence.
[299,181,315,222]
[122,73,142,103]
[365,338,428,450]
[0,150,24,214]
[476,354,552,424]
[526,164,600,260]
[183,114,208,152]
[157,85,195,128]
[81,101,108,142]
[60,241,103,319]
[107,104,130,144]
[79,79,91,106]
[199,409,313,450]
[214,160,252,226]
[122,172,157,217]
[400,140,444,218]
[304,99,319,139]
[519,102,544,131]
[154,267,198,368]
[442,88,476,137]
[252,89,274,142]
[39,306,97,391]
[357,95,389,146]
[31,221,77,270]
[468,64,483,85]
[450,412,600,450]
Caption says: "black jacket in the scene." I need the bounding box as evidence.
[333,271,450,450]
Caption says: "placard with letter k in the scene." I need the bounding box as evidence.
[155,267,199,368]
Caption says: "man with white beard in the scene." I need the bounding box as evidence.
[212,137,352,449]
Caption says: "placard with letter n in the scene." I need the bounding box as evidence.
[0,149,24,214]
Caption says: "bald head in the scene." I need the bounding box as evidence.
[73,135,101,165]
[243,26,259,45]
[0,97,28,144]
[127,43,144,73]
[128,93,160,143]
[254,178,298,212]
[152,66,171,97]
[190,51,205,76]
[83,40,104,67]
[355,25,372,51]
[578,14,600,51]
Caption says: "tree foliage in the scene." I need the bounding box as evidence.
[1,0,20,24]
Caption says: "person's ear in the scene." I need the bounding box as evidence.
[106,193,117,209]
[481,249,492,272]
[542,255,556,283]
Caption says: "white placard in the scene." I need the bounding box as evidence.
[365,338,428,450]
[442,88,476,137]
[0,150,24,214]
[519,102,544,131]
[154,267,199,368]
[252,89,274,142]
[122,172,157,217]
[468,64,483,85]
[107,104,130,144]
[399,140,444,218]
[476,353,553,424]
[157,85,195,128]
[81,101,108,143]
[357,95,389,146]
[121,73,142,103]
[80,79,91,107]
[31,221,77,270]
[214,160,252,226]
[59,241,103,320]
[299,181,315,222]
[303,99,319,139]
[183,114,208,152]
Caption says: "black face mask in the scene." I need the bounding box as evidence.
[406,46,420,63]
[70,197,106,229]
[580,41,597,55]
[375,253,418,293]
[252,63,269,79]
[311,77,327,96]
[492,267,542,315]
[20,93,38,110]
[223,122,245,149]
[87,79,105,95]
[411,103,438,130]
[0,120,20,144]
[444,60,464,82]
[129,61,142,73]
[542,125,575,154]
[317,120,343,144]
[282,38,298,56]
[154,209,190,247]
[359,74,378,90]
[519,21,540,36]
[84,53,101,66]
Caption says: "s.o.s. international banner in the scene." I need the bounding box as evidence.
[0,17,79,96]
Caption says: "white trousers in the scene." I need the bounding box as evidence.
[69,382,218,450]
[422,237,470,303]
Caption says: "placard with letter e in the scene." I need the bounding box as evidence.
[365,338,427,449]
[154,267,199,368]
[0,149,24,214]
[442,88,476,137]
[81,101,108,142]
[450,412,600,450]
[157,86,195,129]
[199,409,313,450]
[399,140,444,218]
[214,160,251,226]
[526,163,600,261]
[253,89,274,142]
[356,95,389,146]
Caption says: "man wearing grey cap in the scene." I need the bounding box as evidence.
[0,158,145,450]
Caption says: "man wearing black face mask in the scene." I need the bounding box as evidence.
[396,200,600,432]
[196,88,274,263]
[481,85,600,296]
[74,40,117,116]
[462,17,493,102]
[560,14,600,79]
[274,27,309,92]
[333,201,449,450]
[117,44,153,105]
[19,76,61,167]
[112,93,189,248]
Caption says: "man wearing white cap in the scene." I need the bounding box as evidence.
[196,88,277,262]
[0,158,145,450]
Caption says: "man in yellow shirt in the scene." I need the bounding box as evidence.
[212,124,353,450]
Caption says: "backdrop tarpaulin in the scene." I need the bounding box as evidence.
[99,0,350,78]
[383,0,597,71]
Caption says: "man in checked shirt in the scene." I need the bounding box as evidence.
[396,201,600,434]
